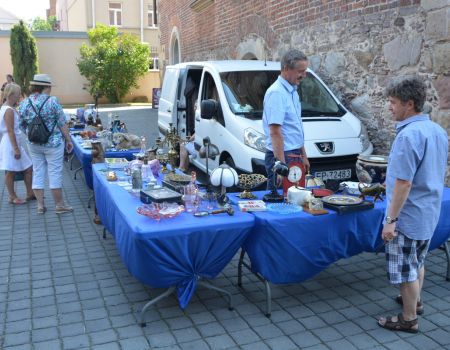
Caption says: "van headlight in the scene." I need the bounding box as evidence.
[244,128,266,152]
[359,124,371,152]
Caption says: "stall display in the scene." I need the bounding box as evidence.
[237,174,267,199]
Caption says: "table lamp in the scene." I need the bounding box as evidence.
[199,136,220,188]
[263,160,288,202]
[210,163,239,206]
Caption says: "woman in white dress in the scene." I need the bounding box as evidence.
[0,83,34,204]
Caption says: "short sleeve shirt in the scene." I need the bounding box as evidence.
[262,76,304,152]
[385,115,448,240]
[19,93,66,148]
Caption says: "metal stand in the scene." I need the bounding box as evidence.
[73,166,83,180]
[69,154,75,170]
[439,241,450,281]
[139,279,234,327]
[87,194,94,208]
[237,249,272,317]
[140,287,176,327]
[102,228,107,239]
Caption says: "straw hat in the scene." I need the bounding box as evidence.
[30,74,54,86]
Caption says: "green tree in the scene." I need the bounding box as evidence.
[31,17,52,31]
[77,24,150,103]
[10,20,39,95]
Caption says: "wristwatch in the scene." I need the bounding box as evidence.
[385,216,398,224]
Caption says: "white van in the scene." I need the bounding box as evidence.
[158,60,373,181]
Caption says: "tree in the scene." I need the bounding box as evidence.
[77,24,150,103]
[31,17,52,31]
[10,20,39,95]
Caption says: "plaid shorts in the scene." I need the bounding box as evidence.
[385,232,430,284]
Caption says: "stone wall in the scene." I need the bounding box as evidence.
[159,0,450,185]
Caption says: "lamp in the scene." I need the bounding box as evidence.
[210,163,239,206]
[199,136,220,189]
[263,160,288,202]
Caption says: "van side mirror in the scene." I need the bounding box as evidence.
[201,99,218,120]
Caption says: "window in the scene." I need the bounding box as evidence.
[109,2,122,26]
[147,3,157,27]
[149,46,159,70]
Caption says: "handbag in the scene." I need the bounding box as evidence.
[27,96,54,144]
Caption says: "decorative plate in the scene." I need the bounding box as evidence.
[321,195,363,206]
[165,173,192,184]
[266,203,303,215]
[137,203,185,220]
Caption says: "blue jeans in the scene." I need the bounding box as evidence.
[265,149,302,191]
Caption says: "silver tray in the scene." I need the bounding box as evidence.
[321,195,363,206]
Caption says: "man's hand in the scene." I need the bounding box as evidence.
[303,156,310,173]
[381,222,398,242]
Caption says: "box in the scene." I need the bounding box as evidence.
[322,200,374,215]
[238,200,267,212]
[140,187,182,204]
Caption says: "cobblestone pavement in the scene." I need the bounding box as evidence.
[1,107,450,349]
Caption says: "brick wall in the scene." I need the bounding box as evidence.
[159,0,450,185]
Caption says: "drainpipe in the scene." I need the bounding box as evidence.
[140,0,144,42]
[92,0,95,28]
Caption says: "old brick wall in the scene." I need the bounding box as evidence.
[159,0,450,184]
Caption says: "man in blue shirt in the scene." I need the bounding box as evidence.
[263,49,310,190]
[378,76,448,333]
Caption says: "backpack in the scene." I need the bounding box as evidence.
[27,96,54,144]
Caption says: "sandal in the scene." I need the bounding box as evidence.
[37,206,47,214]
[378,313,418,333]
[395,295,424,315]
[55,205,73,214]
[26,195,37,202]
[9,197,26,205]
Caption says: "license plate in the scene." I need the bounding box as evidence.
[314,169,351,180]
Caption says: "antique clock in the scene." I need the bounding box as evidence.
[282,155,306,196]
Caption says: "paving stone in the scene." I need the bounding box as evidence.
[116,325,145,339]
[252,323,284,340]
[33,339,61,350]
[87,329,117,345]
[91,343,121,350]
[229,328,261,345]
[178,339,211,350]
[197,321,227,337]
[290,330,322,347]
[172,328,202,343]
[240,341,271,350]
[62,334,90,349]
[119,336,151,350]
[32,327,59,343]
[3,331,31,347]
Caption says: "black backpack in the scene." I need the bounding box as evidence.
[27,96,54,144]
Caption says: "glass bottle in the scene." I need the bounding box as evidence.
[140,136,147,155]
[183,171,198,213]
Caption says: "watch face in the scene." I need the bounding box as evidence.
[288,165,303,183]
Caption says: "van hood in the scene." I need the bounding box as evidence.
[303,114,360,140]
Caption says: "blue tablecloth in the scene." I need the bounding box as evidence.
[229,188,450,284]
[71,134,139,189]
[92,164,255,308]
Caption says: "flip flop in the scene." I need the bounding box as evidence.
[9,198,26,205]
[26,195,37,201]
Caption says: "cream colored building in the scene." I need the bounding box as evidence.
[55,0,160,69]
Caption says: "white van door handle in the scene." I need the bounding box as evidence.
[167,108,171,113]
[195,117,200,121]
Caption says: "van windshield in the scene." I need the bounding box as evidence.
[220,71,344,119]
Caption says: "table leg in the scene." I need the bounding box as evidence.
[237,249,245,287]
[102,228,107,239]
[69,154,75,170]
[236,251,272,317]
[73,166,83,180]
[198,280,234,311]
[442,241,450,281]
[87,194,94,209]
[139,286,176,327]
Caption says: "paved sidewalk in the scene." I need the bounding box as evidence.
[1,108,450,349]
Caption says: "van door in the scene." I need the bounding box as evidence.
[158,67,181,136]
[192,69,224,174]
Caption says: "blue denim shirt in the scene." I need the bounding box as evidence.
[263,75,304,152]
[385,114,448,240]
[19,93,66,148]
